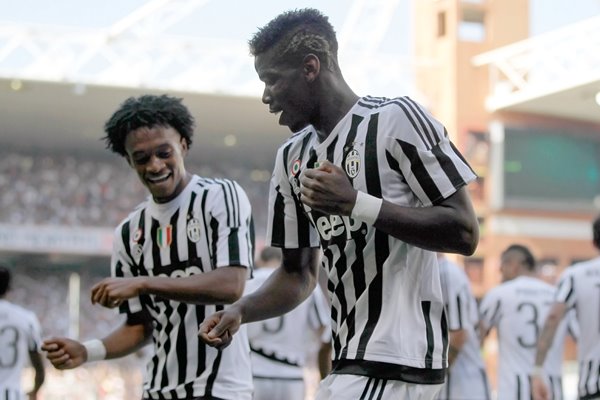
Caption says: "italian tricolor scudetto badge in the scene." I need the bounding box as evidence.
[157,225,173,248]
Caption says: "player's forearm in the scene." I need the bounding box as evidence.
[448,330,468,366]
[102,322,151,360]
[374,188,479,255]
[534,304,565,367]
[238,247,320,324]
[29,352,45,393]
[140,266,247,304]
[240,265,316,323]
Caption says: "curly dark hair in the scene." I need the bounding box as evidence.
[249,8,339,72]
[103,94,195,157]
[0,265,10,296]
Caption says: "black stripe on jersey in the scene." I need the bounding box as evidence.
[195,305,206,385]
[485,299,502,328]
[356,113,388,358]
[359,98,435,149]
[517,374,522,400]
[440,308,448,366]
[359,377,374,399]
[204,305,225,397]
[159,300,176,390]
[151,218,161,273]
[341,114,364,183]
[402,97,441,143]
[227,227,240,265]
[270,185,286,246]
[326,134,339,162]
[395,139,443,203]
[421,301,435,368]
[431,144,468,190]
[215,181,233,227]
[199,190,211,269]
[136,209,148,276]
[210,216,219,269]
[170,209,180,264]
[565,275,574,303]
[187,191,199,262]
[175,303,188,388]
[481,368,491,400]
[456,295,463,329]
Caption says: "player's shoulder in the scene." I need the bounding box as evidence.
[560,256,600,280]
[194,175,247,197]
[276,125,316,152]
[0,301,39,324]
[356,95,428,116]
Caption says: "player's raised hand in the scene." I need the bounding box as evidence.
[41,337,86,370]
[91,277,146,308]
[299,160,356,215]
[198,307,242,350]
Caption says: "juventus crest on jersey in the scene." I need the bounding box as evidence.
[266,96,477,384]
[112,175,254,400]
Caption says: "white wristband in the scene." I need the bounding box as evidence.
[83,339,106,362]
[351,191,383,226]
[532,365,544,377]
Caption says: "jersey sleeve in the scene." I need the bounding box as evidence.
[479,288,502,332]
[385,97,477,206]
[555,268,576,308]
[265,143,320,249]
[111,222,144,314]
[205,179,254,269]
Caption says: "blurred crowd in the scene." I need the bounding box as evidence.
[0,150,270,236]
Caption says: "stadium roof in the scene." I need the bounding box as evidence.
[473,15,600,124]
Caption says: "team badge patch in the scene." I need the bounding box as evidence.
[291,159,301,176]
[186,218,202,243]
[157,225,173,248]
[345,149,361,178]
[132,228,143,243]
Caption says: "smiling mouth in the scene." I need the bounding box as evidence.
[147,174,171,185]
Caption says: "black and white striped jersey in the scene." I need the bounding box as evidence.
[555,257,600,399]
[480,276,576,400]
[0,300,42,400]
[112,175,254,400]
[265,96,476,384]
[436,257,490,400]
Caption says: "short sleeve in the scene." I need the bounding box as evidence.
[265,143,319,249]
[555,269,575,308]
[111,222,144,314]
[479,289,502,331]
[206,179,254,269]
[384,97,477,206]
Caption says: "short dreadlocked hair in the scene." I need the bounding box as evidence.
[249,8,339,72]
[103,94,195,157]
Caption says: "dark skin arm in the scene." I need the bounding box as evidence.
[447,329,468,366]
[91,266,247,308]
[26,350,45,400]
[317,339,332,379]
[199,247,320,349]
[42,319,152,369]
[532,302,567,400]
[300,161,479,255]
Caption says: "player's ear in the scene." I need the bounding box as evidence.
[303,54,320,83]
[180,137,189,155]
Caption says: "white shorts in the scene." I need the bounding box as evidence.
[253,377,305,400]
[315,374,443,400]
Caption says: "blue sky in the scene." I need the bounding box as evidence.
[2,0,599,52]
[1,0,598,97]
